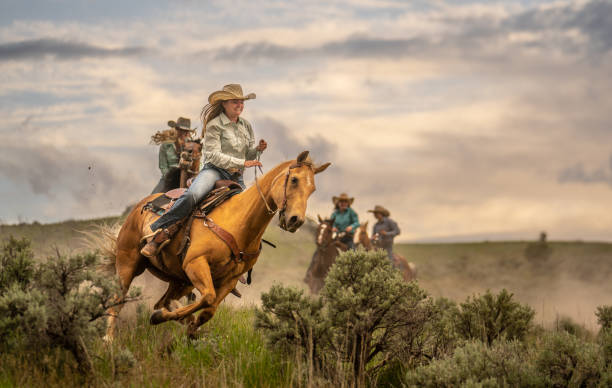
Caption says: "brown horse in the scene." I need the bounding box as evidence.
[356,222,417,282]
[107,151,330,338]
[162,139,203,191]
[303,215,347,294]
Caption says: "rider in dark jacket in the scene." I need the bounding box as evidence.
[368,205,400,261]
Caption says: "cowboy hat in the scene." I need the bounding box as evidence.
[332,193,354,206]
[368,205,390,217]
[208,84,256,105]
[167,117,196,132]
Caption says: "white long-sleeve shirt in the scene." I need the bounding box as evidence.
[202,112,257,172]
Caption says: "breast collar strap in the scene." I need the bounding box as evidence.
[202,216,262,262]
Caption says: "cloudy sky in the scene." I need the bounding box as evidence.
[0,0,611,242]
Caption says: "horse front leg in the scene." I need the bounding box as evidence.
[149,256,216,325]
[187,280,238,338]
[154,281,194,311]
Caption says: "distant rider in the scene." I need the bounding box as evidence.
[141,84,267,258]
[330,193,359,250]
[368,205,400,261]
[150,117,195,194]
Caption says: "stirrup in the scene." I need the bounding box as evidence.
[141,228,162,244]
[140,229,171,258]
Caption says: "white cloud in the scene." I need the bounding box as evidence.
[0,0,610,242]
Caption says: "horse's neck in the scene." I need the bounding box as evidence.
[361,232,373,251]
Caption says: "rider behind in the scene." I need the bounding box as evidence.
[150,117,195,194]
[368,205,400,261]
[140,84,267,258]
[330,193,359,250]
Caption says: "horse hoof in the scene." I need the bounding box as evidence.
[150,310,165,325]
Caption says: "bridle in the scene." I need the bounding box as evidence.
[254,160,310,228]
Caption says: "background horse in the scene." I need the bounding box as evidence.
[107,151,330,338]
[356,222,417,282]
[162,139,202,191]
[303,216,347,294]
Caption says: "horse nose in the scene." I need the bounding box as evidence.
[287,215,303,230]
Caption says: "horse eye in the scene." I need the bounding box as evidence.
[291,177,299,184]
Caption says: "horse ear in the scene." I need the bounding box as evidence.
[297,151,310,163]
[313,162,331,174]
[317,214,323,223]
[364,220,368,228]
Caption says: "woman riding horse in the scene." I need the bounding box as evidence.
[330,193,359,250]
[141,84,267,258]
[150,117,196,194]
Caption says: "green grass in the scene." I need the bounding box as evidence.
[0,304,297,388]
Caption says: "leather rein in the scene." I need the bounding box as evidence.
[255,160,308,229]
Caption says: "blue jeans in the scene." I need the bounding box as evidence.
[380,244,394,262]
[150,164,244,231]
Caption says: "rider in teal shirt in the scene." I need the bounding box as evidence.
[331,193,359,249]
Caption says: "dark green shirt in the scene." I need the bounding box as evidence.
[158,141,179,176]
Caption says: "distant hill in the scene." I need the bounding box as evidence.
[2,216,612,329]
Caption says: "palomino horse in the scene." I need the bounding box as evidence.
[356,222,417,282]
[303,216,347,294]
[107,151,330,338]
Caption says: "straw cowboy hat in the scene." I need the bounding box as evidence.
[167,117,196,132]
[368,205,390,217]
[332,193,354,206]
[208,84,256,105]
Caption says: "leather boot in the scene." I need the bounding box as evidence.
[140,228,171,258]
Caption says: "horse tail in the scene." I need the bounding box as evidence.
[407,261,417,280]
[78,221,123,275]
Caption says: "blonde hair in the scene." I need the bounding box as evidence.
[150,128,177,145]
[200,102,224,138]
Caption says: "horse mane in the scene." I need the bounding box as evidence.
[150,129,177,145]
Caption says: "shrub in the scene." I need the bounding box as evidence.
[0,236,35,292]
[536,331,602,387]
[255,284,327,375]
[0,237,140,372]
[455,289,535,345]
[555,315,592,340]
[321,249,429,380]
[597,305,612,367]
[596,305,612,331]
[417,297,461,362]
[256,249,433,385]
[403,340,545,387]
[598,329,612,367]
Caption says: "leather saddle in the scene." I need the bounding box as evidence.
[142,179,242,217]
